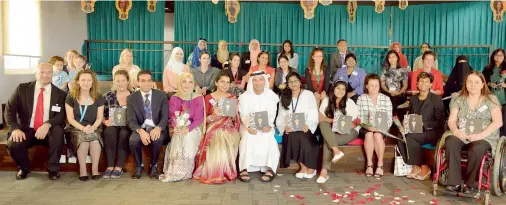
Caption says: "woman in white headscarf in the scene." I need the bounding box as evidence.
[163,47,190,95]
[211,40,230,69]
[240,39,261,72]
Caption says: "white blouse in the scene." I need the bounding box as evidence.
[319,97,360,131]
[276,89,318,134]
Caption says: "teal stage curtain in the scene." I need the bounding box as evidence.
[175,1,506,75]
[86,0,165,80]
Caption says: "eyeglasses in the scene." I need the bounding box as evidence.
[288,80,300,85]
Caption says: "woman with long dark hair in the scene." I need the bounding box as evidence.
[276,72,320,180]
[276,40,299,71]
[482,48,506,105]
[380,50,408,115]
[305,47,331,105]
[316,81,359,183]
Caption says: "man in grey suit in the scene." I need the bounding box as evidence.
[329,39,353,83]
[127,70,169,180]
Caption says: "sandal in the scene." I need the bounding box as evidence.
[365,165,374,177]
[374,166,384,178]
[238,169,250,183]
[406,167,421,179]
[260,169,276,182]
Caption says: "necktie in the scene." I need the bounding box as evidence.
[33,87,45,131]
[144,94,152,120]
[341,54,345,66]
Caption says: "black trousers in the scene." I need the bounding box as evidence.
[6,125,64,173]
[397,130,441,165]
[103,126,131,168]
[444,135,491,188]
[129,130,167,168]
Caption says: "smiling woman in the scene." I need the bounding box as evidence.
[2,0,41,74]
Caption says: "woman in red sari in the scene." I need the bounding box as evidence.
[193,71,241,184]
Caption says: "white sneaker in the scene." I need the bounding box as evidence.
[304,170,317,179]
[332,151,345,163]
[316,175,329,183]
[295,172,305,179]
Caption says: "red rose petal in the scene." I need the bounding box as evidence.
[402,196,408,200]
[315,192,321,195]
[360,200,366,204]
[357,171,363,175]
[375,184,382,187]
[283,192,287,195]
[411,185,417,189]
[295,194,305,200]
[394,188,401,193]
[366,197,374,202]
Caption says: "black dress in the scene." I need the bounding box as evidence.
[64,95,105,156]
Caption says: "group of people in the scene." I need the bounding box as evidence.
[4,39,506,196]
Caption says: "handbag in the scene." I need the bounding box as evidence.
[394,145,412,176]
[76,97,99,142]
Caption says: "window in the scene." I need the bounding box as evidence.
[2,0,41,74]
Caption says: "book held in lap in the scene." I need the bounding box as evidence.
[290,113,306,132]
[371,111,388,130]
[465,119,486,135]
[404,114,423,134]
[332,114,352,134]
[250,111,269,130]
[110,107,127,126]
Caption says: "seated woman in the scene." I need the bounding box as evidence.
[102,70,132,179]
[274,54,297,93]
[191,52,220,96]
[317,80,359,183]
[410,51,444,96]
[193,71,241,184]
[64,69,105,181]
[240,39,260,72]
[211,40,229,69]
[397,72,445,181]
[380,50,408,114]
[163,47,190,97]
[333,53,366,102]
[443,55,473,112]
[305,47,331,105]
[356,74,393,178]
[225,53,247,96]
[276,72,319,179]
[160,72,205,182]
[112,49,142,89]
[187,38,208,69]
[443,71,502,195]
[248,51,276,89]
[276,40,299,71]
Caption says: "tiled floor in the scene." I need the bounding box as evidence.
[0,171,499,205]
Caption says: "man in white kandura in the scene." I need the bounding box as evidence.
[237,71,280,183]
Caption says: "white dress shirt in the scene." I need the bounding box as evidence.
[30,82,52,128]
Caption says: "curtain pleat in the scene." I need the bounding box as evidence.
[173,1,505,75]
[86,0,164,80]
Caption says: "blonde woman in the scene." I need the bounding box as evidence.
[112,49,142,89]
[211,40,230,69]
[64,69,105,181]
[64,50,79,73]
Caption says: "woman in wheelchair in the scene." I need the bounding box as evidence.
[398,72,445,180]
[444,71,503,194]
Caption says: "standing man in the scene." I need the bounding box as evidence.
[5,63,67,180]
[127,70,169,180]
[330,39,354,83]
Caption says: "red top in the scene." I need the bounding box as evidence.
[310,71,325,93]
[410,68,444,95]
[250,65,275,79]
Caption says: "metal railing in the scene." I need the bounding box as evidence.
[85,40,493,78]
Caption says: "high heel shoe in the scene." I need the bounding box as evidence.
[365,165,374,177]
[414,170,431,181]
[374,166,384,178]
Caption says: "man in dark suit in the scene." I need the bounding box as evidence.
[127,70,168,180]
[329,39,353,83]
[5,63,67,180]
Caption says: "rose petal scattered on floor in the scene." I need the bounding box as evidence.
[323,192,329,195]
[274,189,278,192]
[394,188,401,193]
[295,194,305,200]
[333,199,340,203]
[420,192,426,195]
[394,197,400,201]
[274,185,281,188]
[345,191,351,194]
[283,192,287,195]
[408,200,415,203]
[290,195,294,198]
[315,192,320,195]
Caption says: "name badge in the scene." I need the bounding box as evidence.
[352,71,358,76]
[245,60,251,64]
[478,105,488,113]
[51,105,61,112]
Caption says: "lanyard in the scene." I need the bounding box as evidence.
[291,91,301,113]
[79,96,90,123]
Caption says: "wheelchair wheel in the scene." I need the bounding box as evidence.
[493,136,506,196]
[433,135,449,186]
